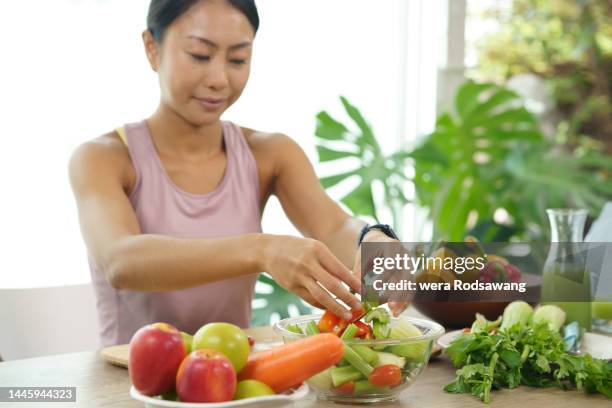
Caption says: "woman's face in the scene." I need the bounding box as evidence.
[144,0,254,126]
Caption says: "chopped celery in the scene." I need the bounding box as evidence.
[308,367,333,390]
[387,320,427,362]
[353,345,379,365]
[354,380,389,394]
[343,344,373,377]
[373,321,390,339]
[287,324,303,334]
[364,307,390,324]
[305,320,320,335]
[374,351,406,368]
[365,307,391,344]
[330,366,363,387]
[341,323,359,339]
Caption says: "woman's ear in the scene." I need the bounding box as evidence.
[142,29,160,72]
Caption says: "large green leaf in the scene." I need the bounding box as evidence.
[340,180,377,219]
[316,145,359,162]
[315,111,350,140]
[314,97,411,224]
[339,96,380,151]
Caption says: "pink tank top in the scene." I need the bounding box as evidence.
[89,120,262,346]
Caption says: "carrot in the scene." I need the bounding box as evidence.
[237,333,344,393]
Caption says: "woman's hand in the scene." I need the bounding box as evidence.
[262,235,362,321]
[352,230,410,317]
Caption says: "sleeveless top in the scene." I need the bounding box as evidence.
[89,120,262,346]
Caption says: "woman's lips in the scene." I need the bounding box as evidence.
[194,97,225,111]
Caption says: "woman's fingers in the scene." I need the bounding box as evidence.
[316,242,361,293]
[304,279,352,321]
[295,287,325,310]
[311,264,361,312]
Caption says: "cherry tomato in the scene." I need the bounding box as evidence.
[333,381,355,394]
[318,310,341,333]
[346,308,365,323]
[368,364,402,387]
[354,321,372,339]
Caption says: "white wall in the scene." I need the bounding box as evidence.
[0,284,100,360]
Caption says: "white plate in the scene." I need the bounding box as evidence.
[130,383,309,408]
[437,329,612,360]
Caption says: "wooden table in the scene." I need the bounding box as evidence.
[0,326,609,408]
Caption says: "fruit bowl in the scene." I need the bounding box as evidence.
[130,383,309,408]
[274,315,444,404]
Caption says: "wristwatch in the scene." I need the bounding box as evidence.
[357,223,399,246]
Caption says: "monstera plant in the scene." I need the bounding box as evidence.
[314,81,612,243]
[314,96,411,228]
[411,80,612,242]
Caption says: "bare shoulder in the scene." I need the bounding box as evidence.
[240,126,305,164]
[69,131,135,191]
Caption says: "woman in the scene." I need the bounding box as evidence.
[69,0,402,347]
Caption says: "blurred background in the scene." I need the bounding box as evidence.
[0,0,610,359]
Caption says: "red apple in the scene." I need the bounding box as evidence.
[128,322,186,396]
[176,349,237,403]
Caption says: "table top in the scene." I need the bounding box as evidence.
[1,326,610,408]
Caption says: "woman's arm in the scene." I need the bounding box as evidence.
[271,134,408,315]
[69,135,361,319]
[69,137,262,291]
[271,134,370,266]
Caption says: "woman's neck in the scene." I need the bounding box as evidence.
[146,104,224,158]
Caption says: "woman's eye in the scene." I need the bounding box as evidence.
[230,59,247,65]
[190,54,210,62]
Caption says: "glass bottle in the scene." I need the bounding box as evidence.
[541,209,591,331]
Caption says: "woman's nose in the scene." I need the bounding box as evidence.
[204,59,229,90]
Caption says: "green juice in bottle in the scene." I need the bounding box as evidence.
[541,209,591,331]
[541,266,591,330]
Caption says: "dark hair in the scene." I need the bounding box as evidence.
[147,0,259,43]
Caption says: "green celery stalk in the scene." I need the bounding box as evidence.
[353,345,379,365]
[341,323,359,339]
[330,366,363,387]
[343,344,373,377]
[305,320,320,335]
[354,380,389,394]
[287,324,303,334]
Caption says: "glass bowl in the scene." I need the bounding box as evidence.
[274,314,444,404]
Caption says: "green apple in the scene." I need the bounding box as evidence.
[233,380,275,400]
[180,331,193,354]
[192,323,249,373]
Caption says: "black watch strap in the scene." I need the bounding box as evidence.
[357,224,399,246]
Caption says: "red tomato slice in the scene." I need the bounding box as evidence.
[368,364,402,387]
[334,381,355,394]
[318,310,340,333]
[354,321,372,339]
[346,308,365,323]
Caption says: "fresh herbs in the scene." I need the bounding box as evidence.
[444,304,612,403]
